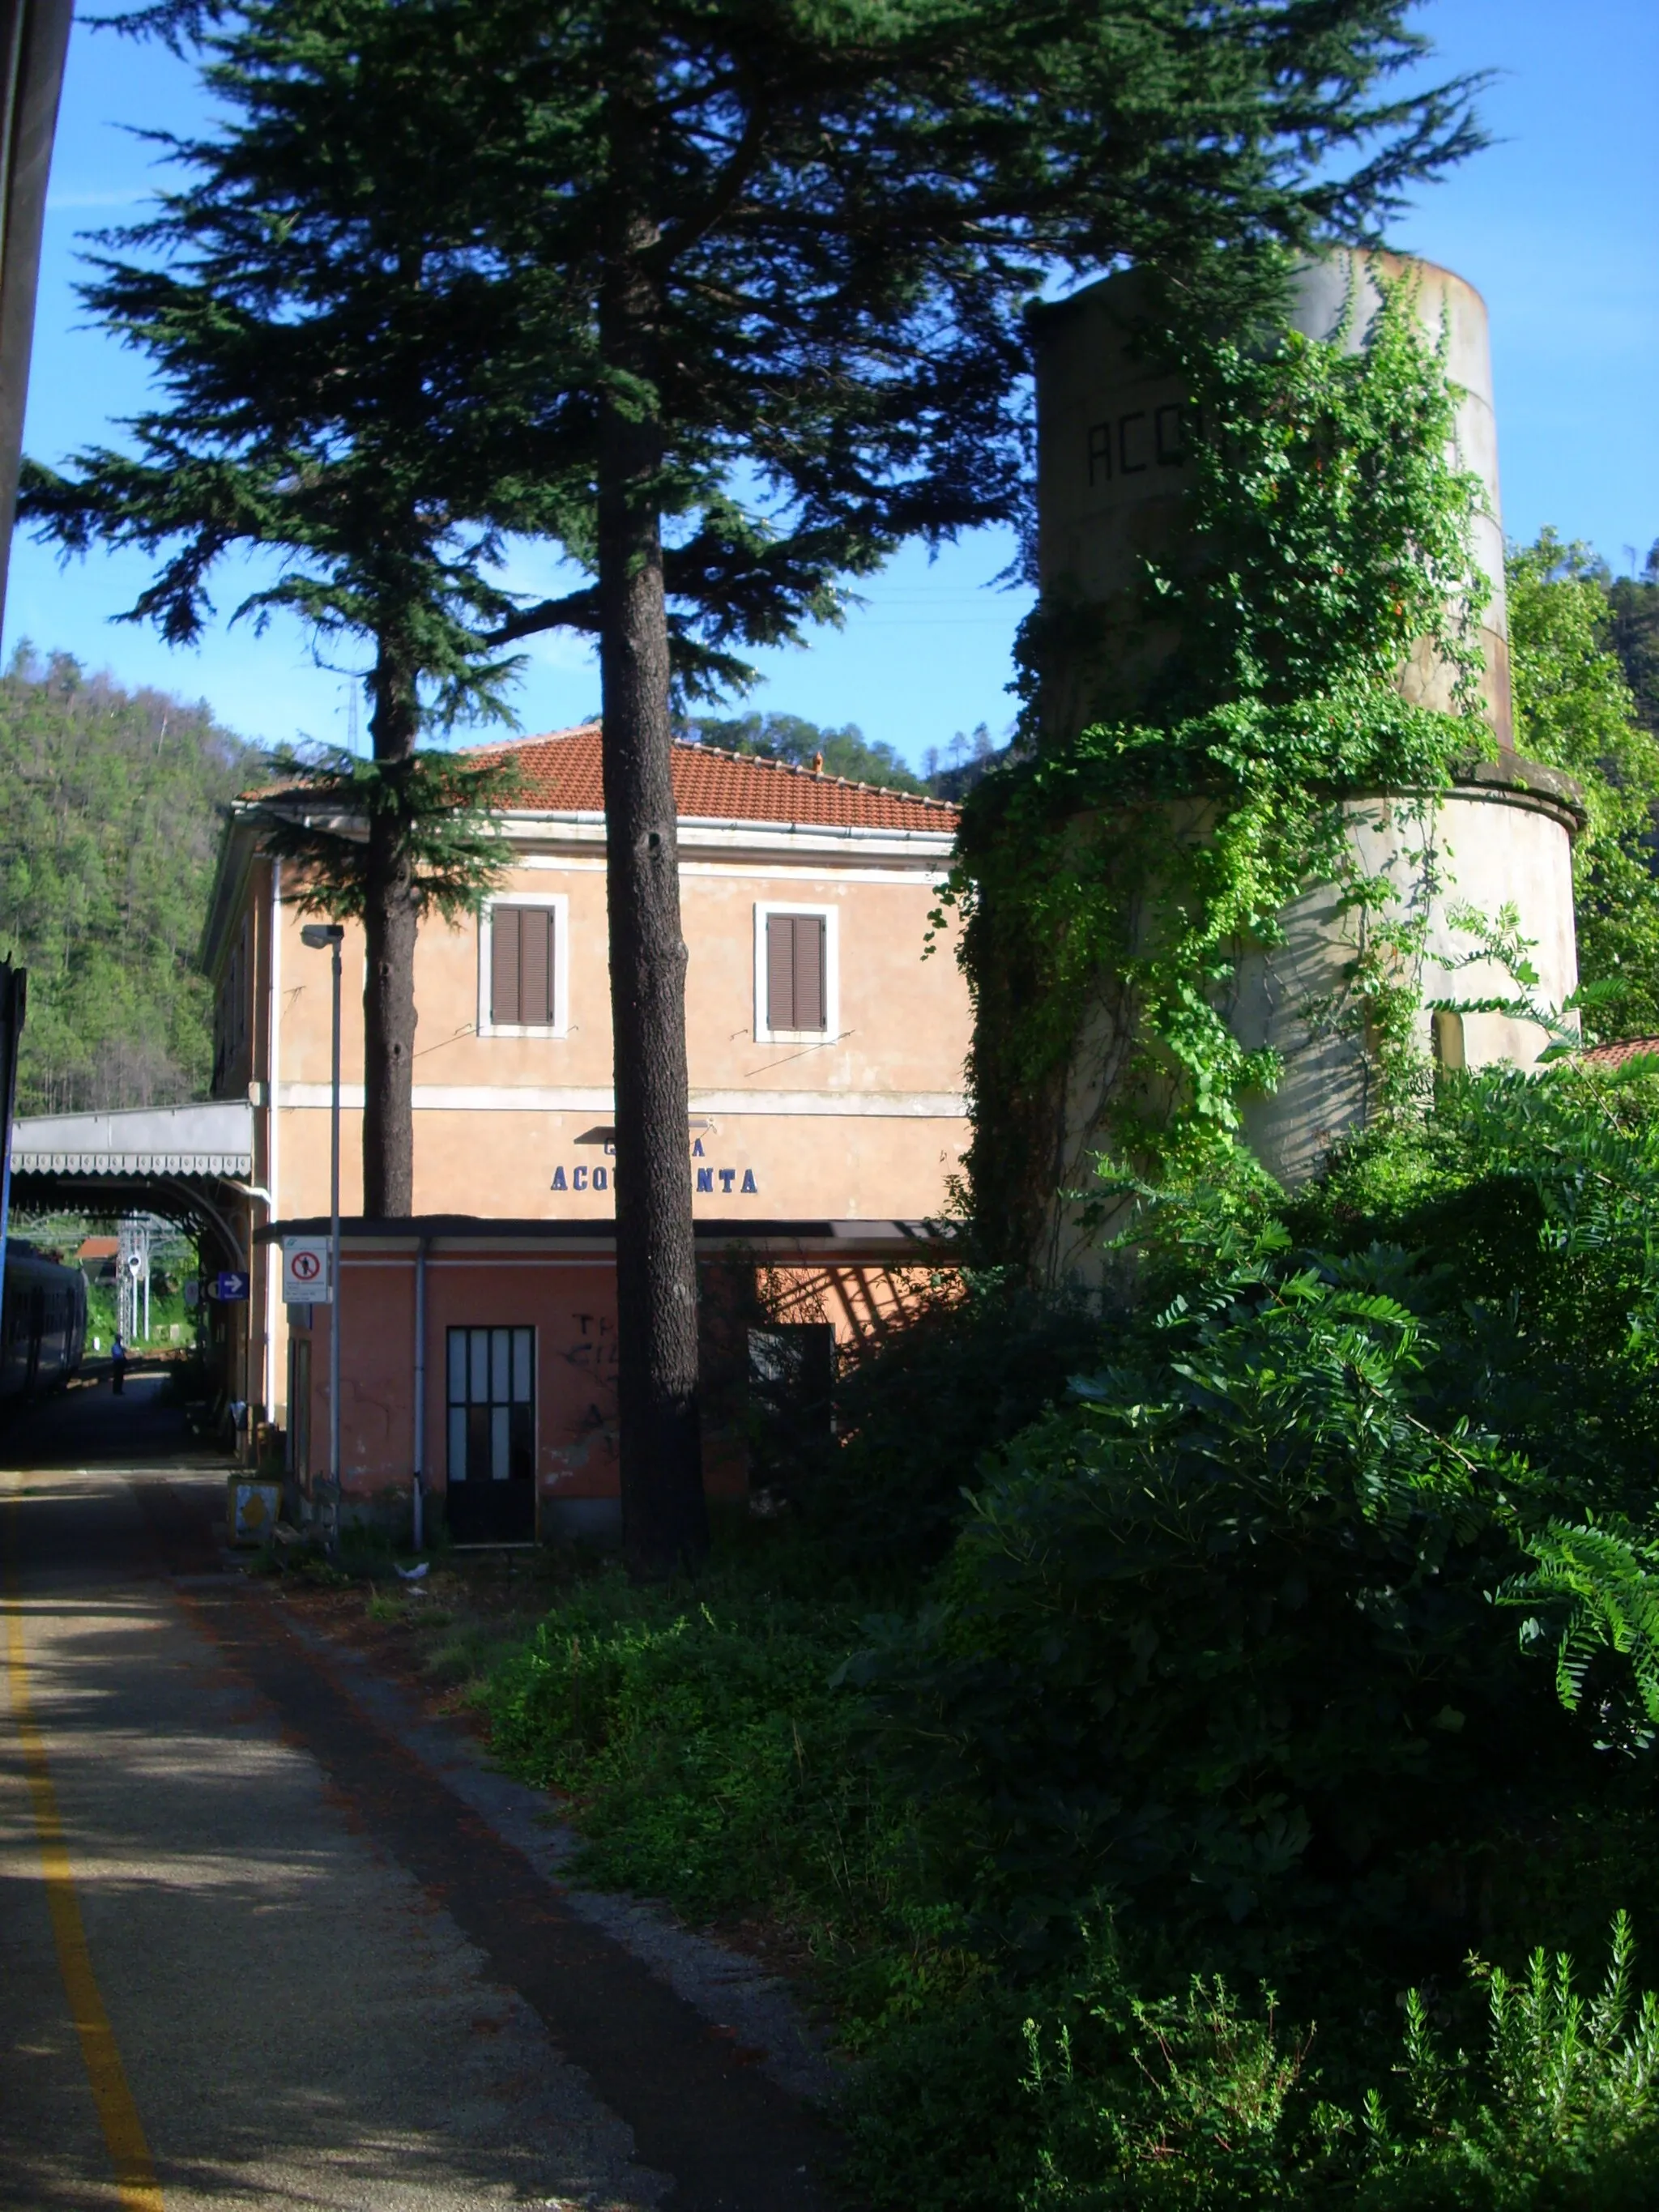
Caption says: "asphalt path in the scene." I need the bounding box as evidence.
[0,1372,838,2210]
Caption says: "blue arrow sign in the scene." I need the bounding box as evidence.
[211,1272,250,1302]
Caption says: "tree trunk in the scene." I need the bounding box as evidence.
[597,59,708,1577]
[362,647,420,1217]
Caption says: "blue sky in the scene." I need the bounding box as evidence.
[6,0,1656,769]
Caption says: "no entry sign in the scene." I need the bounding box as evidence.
[282,1237,332,1305]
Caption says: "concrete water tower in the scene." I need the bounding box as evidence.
[1023,253,1581,1276]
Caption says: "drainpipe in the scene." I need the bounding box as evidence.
[265,856,282,1448]
[412,1234,428,1551]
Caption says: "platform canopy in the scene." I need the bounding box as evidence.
[8,1101,257,1262]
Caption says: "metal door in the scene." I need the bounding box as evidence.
[446,1326,535,1543]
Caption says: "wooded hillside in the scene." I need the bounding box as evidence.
[0,647,255,1116]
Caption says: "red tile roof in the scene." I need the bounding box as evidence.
[1581,1037,1659,1070]
[476,724,957,833]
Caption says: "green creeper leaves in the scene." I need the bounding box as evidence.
[957,274,1490,1260]
[1157,269,1488,719]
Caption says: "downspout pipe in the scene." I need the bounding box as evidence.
[412,1234,428,1551]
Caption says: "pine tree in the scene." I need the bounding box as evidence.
[460,0,1482,1570]
[18,0,576,1213]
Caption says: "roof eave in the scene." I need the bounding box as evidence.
[198,809,260,978]
[496,808,957,843]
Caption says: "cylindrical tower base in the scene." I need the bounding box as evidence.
[1032,761,1581,1288]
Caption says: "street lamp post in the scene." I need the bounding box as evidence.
[302,922,344,1554]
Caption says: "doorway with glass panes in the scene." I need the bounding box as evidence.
[446,1324,535,1542]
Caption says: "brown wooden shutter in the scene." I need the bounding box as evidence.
[766,914,826,1031]
[492,906,558,1025]
[793,915,825,1029]
[490,906,521,1025]
[766,913,795,1030]
[522,906,552,1026]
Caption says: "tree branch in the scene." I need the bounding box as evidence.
[482,586,602,647]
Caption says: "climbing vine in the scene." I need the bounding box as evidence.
[949,261,1494,1267]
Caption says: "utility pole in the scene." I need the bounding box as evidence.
[302,922,345,1556]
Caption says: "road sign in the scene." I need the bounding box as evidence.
[282,1236,332,1305]
[211,1271,250,1302]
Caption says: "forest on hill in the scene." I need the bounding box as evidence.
[0,646,256,1117]
[1610,544,1659,735]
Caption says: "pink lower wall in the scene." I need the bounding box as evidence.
[299,1255,628,1517]
[295,1247,943,1532]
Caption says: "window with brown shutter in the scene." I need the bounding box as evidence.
[489,906,557,1026]
[765,912,827,1031]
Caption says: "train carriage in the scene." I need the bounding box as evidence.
[0,1240,87,1401]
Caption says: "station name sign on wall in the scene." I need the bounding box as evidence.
[551,1134,758,1198]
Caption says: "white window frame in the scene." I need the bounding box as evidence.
[753,901,838,1045]
[478,892,570,1039]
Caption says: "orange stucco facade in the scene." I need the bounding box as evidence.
[200,730,970,1529]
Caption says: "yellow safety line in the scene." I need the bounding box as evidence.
[3,1490,164,2211]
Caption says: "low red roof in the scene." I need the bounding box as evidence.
[1581,1038,1659,1070]
[476,724,957,833]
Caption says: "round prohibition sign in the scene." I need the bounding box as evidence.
[289,1249,324,1284]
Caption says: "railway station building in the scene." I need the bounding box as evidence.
[193,726,969,1537]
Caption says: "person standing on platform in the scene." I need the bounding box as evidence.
[110,1334,127,1396]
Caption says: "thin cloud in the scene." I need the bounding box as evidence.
[46,188,147,211]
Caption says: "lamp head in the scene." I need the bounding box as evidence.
[301,923,345,950]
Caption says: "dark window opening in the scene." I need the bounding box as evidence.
[748,1323,836,1484]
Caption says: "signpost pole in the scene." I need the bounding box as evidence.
[327,933,342,1556]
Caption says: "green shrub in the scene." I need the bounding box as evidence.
[1021,1971,1320,2210]
[842,1067,1659,1974]
[487,1572,852,1907]
[476,1064,1659,2209]
[850,1247,1642,1964]
[1358,1914,1659,2209]
[843,1982,1048,2212]
[1295,1063,1659,1506]
[481,1559,987,2032]
[980,1919,1659,2210]
[791,1273,1113,1576]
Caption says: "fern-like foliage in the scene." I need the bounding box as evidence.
[1499,1520,1659,1733]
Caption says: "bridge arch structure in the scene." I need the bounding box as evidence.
[7,1100,264,1414]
